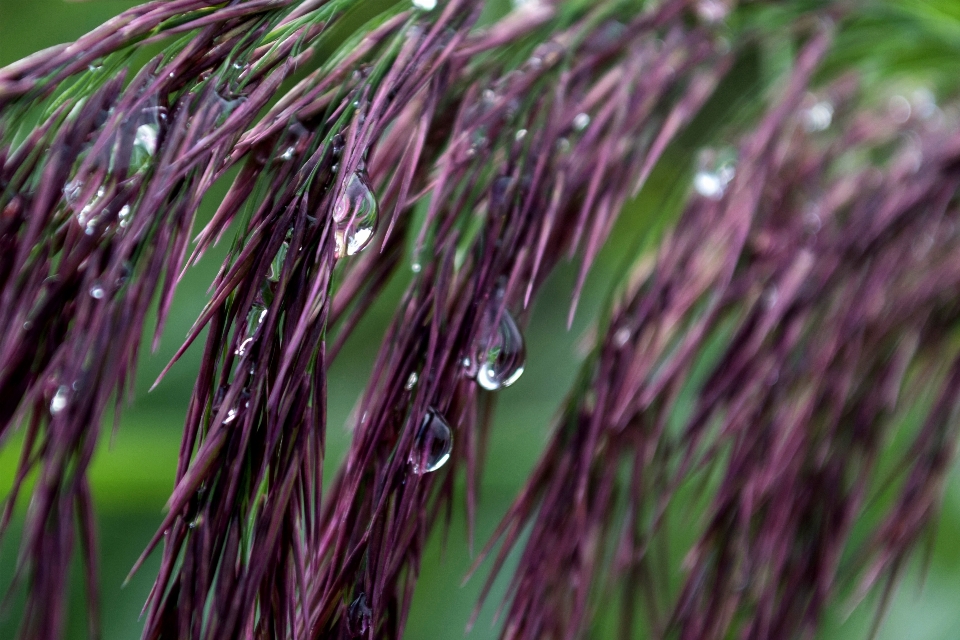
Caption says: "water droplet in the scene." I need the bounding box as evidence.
[695,0,729,23]
[64,179,83,206]
[411,261,422,273]
[89,284,105,299]
[188,514,203,529]
[556,137,571,153]
[412,0,437,9]
[88,61,103,72]
[135,124,158,156]
[130,104,166,172]
[515,129,527,142]
[224,408,239,424]
[50,386,69,414]
[473,307,525,390]
[410,409,452,474]
[118,204,131,228]
[888,95,912,124]
[268,241,289,282]
[347,593,373,636]
[613,327,630,347]
[235,337,253,356]
[911,88,938,120]
[279,146,295,161]
[405,372,418,390]
[572,112,590,131]
[801,101,833,132]
[693,148,736,200]
[333,171,379,258]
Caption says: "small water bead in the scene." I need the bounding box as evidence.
[801,101,834,132]
[693,148,736,200]
[409,409,453,474]
[411,261,422,273]
[613,327,631,348]
[224,408,239,424]
[130,104,167,172]
[50,385,69,414]
[515,129,527,142]
[89,284,106,299]
[333,171,379,259]
[411,0,437,9]
[405,372,418,390]
[268,240,289,282]
[572,112,591,131]
[888,95,912,124]
[279,146,295,161]
[346,593,372,636]
[118,204,132,228]
[235,337,254,356]
[695,0,729,23]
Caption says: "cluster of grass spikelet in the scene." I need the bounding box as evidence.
[3,0,960,638]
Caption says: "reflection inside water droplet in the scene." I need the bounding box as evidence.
[802,101,833,132]
[405,372,418,390]
[469,292,526,391]
[89,284,105,299]
[410,409,452,474]
[693,147,736,200]
[333,171,379,258]
[50,386,69,414]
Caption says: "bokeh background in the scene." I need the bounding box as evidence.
[1,0,960,638]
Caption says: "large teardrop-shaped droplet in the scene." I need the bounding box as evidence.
[473,306,525,391]
[409,409,452,475]
[346,592,372,637]
[333,171,379,258]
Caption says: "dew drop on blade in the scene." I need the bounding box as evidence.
[472,306,525,391]
[333,171,379,258]
[409,409,452,474]
[50,386,69,414]
[347,593,372,636]
[89,284,105,299]
[693,147,736,200]
[412,0,437,10]
[405,372,418,390]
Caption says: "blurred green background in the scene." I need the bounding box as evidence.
[1,0,960,638]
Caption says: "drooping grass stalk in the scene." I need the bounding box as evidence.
[2,0,960,639]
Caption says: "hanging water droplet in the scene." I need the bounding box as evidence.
[64,179,83,206]
[405,372,418,390]
[411,261,422,273]
[572,112,590,131]
[333,171,379,258]
[473,307,525,391]
[50,385,69,414]
[118,204,132,228]
[515,129,527,142]
[801,100,833,132]
[130,103,166,173]
[412,0,437,9]
[235,337,253,356]
[695,0,729,23]
[410,409,452,474]
[693,147,736,200]
[268,241,289,281]
[347,593,373,636]
[89,284,105,299]
[613,327,631,348]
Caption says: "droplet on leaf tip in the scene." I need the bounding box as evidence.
[410,409,452,474]
[50,386,69,414]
